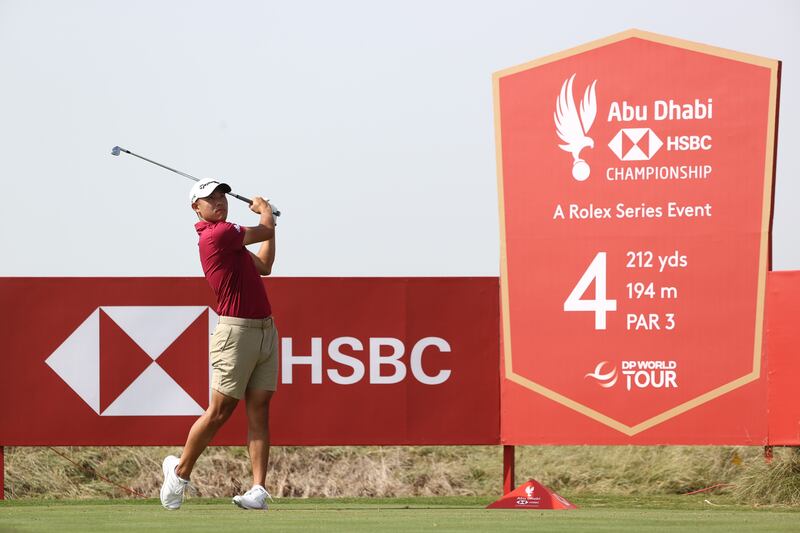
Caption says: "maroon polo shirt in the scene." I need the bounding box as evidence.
[195,220,271,319]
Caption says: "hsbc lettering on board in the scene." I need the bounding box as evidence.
[281,336,451,385]
[46,306,455,417]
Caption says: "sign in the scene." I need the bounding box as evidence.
[1,274,799,447]
[494,30,780,440]
[0,277,500,446]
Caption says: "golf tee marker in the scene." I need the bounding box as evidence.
[487,480,577,510]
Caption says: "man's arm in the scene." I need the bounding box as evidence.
[242,196,275,246]
[249,234,275,276]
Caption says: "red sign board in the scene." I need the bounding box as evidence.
[1,273,799,447]
[494,30,780,441]
[0,277,499,446]
[765,271,800,445]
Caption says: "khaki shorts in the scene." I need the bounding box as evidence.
[210,316,279,399]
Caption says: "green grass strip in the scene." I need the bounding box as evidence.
[1,496,798,533]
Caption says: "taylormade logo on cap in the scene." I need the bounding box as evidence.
[190,178,231,203]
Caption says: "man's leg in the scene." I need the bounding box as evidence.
[176,390,239,479]
[244,388,273,488]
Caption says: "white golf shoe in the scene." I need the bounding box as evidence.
[233,485,272,510]
[160,455,189,510]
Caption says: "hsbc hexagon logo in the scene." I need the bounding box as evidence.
[45,306,217,416]
[608,128,663,161]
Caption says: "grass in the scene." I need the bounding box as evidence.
[6,445,800,505]
[1,495,799,533]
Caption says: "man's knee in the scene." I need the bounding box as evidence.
[245,390,272,428]
[209,408,233,426]
[207,392,239,425]
[246,389,274,409]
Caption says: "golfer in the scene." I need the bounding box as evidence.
[160,177,278,511]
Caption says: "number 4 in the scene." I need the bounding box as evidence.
[564,252,617,330]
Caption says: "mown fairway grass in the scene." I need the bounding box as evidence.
[1,495,798,532]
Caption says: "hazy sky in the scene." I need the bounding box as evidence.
[1,0,797,276]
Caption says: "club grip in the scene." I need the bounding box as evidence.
[230,192,281,217]
[231,192,252,205]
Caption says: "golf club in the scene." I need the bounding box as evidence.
[110,146,280,217]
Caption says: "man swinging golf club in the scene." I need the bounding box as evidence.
[160,177,278,511]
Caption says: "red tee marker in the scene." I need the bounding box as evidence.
[486,479,577,510]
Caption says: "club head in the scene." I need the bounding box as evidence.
[111,146,121,156]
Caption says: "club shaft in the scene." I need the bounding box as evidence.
[119,148,202,183]
[113,146,281,215]
[118,147,259,207]
[229,192,253,205]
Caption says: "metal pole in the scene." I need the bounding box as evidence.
[503,445,515,494]
[1,446,4,500]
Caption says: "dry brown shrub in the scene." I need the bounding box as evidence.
[732,447,800,505]
[5,444,795,503]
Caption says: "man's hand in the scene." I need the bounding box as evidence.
[243,196,276,246]
[249,196,273,216]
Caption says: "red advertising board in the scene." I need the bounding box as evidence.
[494,30,780,442]
[0,273,798,448]
[0,277,499,446]
[765,271,800,445]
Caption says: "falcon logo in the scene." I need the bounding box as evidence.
[585,361,618,388]
[45,306,217,416]
[554,74,598,181]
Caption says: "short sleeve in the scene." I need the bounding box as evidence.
[210,222,245,251]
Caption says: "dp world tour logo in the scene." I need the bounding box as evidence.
[586,360,679,391]
[554,74,598,181]
[585,361,618,388]
[45,306,216,416]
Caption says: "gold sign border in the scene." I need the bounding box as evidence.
[493,29,780,437]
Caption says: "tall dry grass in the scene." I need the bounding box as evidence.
[4,445,798,504]
[4,446,493,500]
[732,447,800,505]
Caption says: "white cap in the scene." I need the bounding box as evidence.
[190,178,231,204]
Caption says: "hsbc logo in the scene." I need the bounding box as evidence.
[46,307,216,416]
[608,128,663,161]
[46,306,454,417]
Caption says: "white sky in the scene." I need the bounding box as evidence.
[1,0,798,276]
